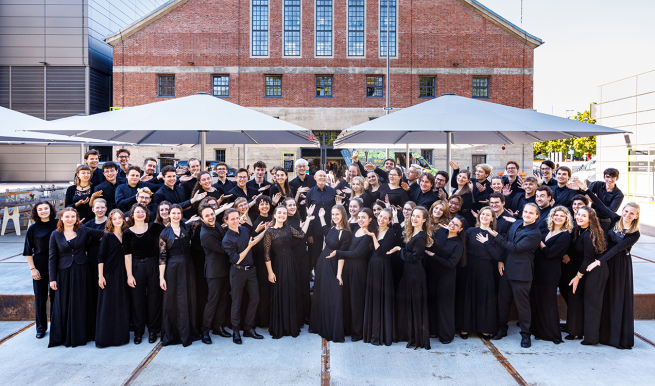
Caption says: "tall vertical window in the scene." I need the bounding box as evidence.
[473,77,489,98]
[316,0,333,56]
[215,149,226,162]
[366,76,383,97]
[348,0,365,56]
[418,77,435,98]
[265,76,282,97]
[158,75,175,97]
[380,0,397,57]
[212,76,229,97]
[316,76,333,97]
[284,0,301,56]
[252,0,269,56]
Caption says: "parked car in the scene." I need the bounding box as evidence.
[571,158,597,185]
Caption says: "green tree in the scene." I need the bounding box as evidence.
[533,109,596,158]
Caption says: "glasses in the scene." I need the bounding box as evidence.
[118,156,130,159]
[388,174,400,178]
[506,167,517,171]
[449,202,461,207]
[540,167,552,171]
[237,176,248,179]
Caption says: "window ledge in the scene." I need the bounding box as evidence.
[315,95,334,98]
[365,96,384,98]
[472,96,491,99]
[418,96,436,99]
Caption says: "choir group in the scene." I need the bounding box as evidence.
[22,148,639,351]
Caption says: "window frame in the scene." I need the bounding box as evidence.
[365,75,384,98]
[212,75,230,98]
[378,0,398,58]
[315,75,334,98]
[215,149,226,163]
[315,0,334,58]
[283,0,302,57]
[418,76,436,98]
[472,76,490,99]
[251,0,270,57]
[264,75,283,98]
[157,75,175,97]
[347,0,366,57]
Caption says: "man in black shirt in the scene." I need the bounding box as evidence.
[509,176,537,216]
[538,160,558,187]
[434,171,450,200]
[213,162,237,194]
[534,185,553,231]
[79,149,105,186]
[180,157,201,199]
[305,170,336,269]
[491,203,542,348]
[115,165,158,212]
[246,161,271,194]
[139,157,164,185]
[411,172,439,208]
[489,193,512,236]
[91,161,121,212]
[152,165,205,209]
[552,166,577,208]
[198,204,231,344]
[501,161,524,202]
[222,209,267,344]
[115,148,132,182]
[589,167,624,231]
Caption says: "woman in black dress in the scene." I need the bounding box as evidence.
[531,206,572,344]
[154,201,171,226]
[389,206,432,350]
[350,176,373,209]
[459,207,502,340]
[377,167,409,221]
[425,200,449,337]
[309,204,352,342]
[65,164,98,223]
[264,205,314,338]
[365,171,382,202]
[96,209,130,348]
[124,203,166,345]
[270,168,300,205]
[579,181,641,349]
[252,195,273,328]
[347,197,363,233]
[363,208,397,346]
[48,207,105,348]
[158,204,201,346]
[284,197,312,324]
[331,208,375,342]
[566,206,606,345]
[449,168,474,226]
[84,198,108,313]
[23,201,58,339]
[425,215,466,344]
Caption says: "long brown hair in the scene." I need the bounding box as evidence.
[403,206,433,247]
[30,200,57,223]
[576,206,606,254]
[475,206,497,230]
[56,207,81,232]
[74,164,92,187]
[359,208,378,235]
[452,215,468,266]
[155,201,171,225]
[454,170,472,197]
[191,171,213,197]
[105,209,127,233]
[429,200,449,229]
[273,168,292,198]
[127,203,151,227]
[331,204,351,233]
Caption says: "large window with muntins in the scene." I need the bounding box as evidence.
[284,0,301,56]
[419,77,435,98]
[252,0,269,56]
[316,76,333,97]
[380,0,396,57]
[316,0,333,56]
[348,0,365,56]
[265,76,282,97]
[212,76,229,97]
[473,77,489,98]
[366,76,383,97]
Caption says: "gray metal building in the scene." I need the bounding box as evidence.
[0,0,168,120]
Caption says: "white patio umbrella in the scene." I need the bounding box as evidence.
[334,94,629,172]
[25,93,318,167]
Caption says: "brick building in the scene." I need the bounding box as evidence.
[106,0,542,175]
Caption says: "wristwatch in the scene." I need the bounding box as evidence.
[576,272,583,279]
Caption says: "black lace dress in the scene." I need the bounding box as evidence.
[264,224,306,338]
[65,185,93,222]
[309,225,352,342]
[159,225,201,347]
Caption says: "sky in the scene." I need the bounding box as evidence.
[478,0,655,117]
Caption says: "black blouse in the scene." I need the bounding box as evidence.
[399,230,427,263]
[159,225,192,265]
[97,233,125,275]
[48,226,105,279]
[336,233,372,260]
[23,221,57,260]
[123,223,166,260]
[370,228,397,259]
[263,224,305,262]
[377,183,409,208]
[429,228,464,268]
[465,227,502,261]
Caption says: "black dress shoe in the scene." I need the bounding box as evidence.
[440,340,452,344]
[430,334,437,339]
[406,341,415,348]
[480,334,491,341]
[134,334,143,345]
[233,330,242,345]
[201,332,213,344]
[214,327,231,338]
[351,337,362,343]
[491,331,507,340]
[521,336,531,348]
[580,340,595,346]
[243,328,264,339]
[460,332,468,340]
[564,334,577,340]
[553,340,563,345]
[36,331,45,339]
[149,332,157,344]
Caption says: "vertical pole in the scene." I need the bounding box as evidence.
[200,131,207,171]
[405,143,410,171]
[243,144,247,171]
[80,143,85,164]
[446,131,452,177]
[385,0,390,115]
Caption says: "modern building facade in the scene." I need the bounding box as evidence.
[106,0,541,174]
[596,69,655,201]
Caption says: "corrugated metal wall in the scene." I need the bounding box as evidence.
[89,67,110,115]
[0,145,81,182]
[11,67,45,119]
[46,67,86,120]
[0,67,8,108]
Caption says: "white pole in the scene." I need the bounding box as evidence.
[80,143,85,164]
[385,0,390,115]
[446,131,452,177]
[405,143,410,171]
[200,131,207,171]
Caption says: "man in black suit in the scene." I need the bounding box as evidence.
[199,204,232,344]
[152,165,205,209]
[91,161,122,212]
[490,203,542,348]
[213,162,237,194]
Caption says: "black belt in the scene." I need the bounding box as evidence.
[232,264,254,270]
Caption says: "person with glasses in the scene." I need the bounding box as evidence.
[434,171,450,201]
[212,162,237,195]
[377,167,410,221]
[115,148,132,182]
[501,161,524,202]
[538,160,558,187]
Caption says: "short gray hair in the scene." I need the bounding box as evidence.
[295,158,309,168]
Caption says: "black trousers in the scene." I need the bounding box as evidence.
[583,263,609,344]
[497,276,532,337]
[230,267,259,331]
[202,276,230,333]
[309,234,325,272]
[130,258,162,335]
[33,275,54,334]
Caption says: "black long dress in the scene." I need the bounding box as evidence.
[288,216,311,323]
[565,228,597,339]
[531,229,569,343]
[264,224,306,338]
[48,226,105,348]
[188,219,207,333]
[309,225,351,342]
[457,227,502,335]
[95,233,130,348]
[23,220,57,335]
[363,228,397,346]
[586,190,640,349]
[83,219,106,318]
[337,232,372,341]
[396,230,430,349]
[158,225,201,347]
[427,228,464,343]
[253,214,273,327]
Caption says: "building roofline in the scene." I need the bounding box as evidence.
[105,0,543,48]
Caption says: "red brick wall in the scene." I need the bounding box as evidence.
[112,0,536,109]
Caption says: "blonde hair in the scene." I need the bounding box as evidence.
[137,187,153,196]
[614,202,640,234]
[403,206,433,247]
[475,206,497,230]
[547,206,574,233]
[234,197,248,213]
[476,163,493,176]
[331,204,351,233]
[350,176,366,199]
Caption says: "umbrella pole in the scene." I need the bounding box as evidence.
[200,131,207,171]
[446,131,452,177]
[406,143,410,171]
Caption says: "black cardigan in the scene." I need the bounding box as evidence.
[49,226,104,279]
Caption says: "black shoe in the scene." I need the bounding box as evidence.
[430,334,437,338]
[148,332,157,344]
[351,337,362,343]
[559,322,567,332]
[516,322,520,327]
[481,334,491,341]
[406,341,415,348]
[201,332,212,344]
[440,340,452,344]
[554,340,563,345]
[233,330,242,345]
[134,334,142,345]
[460,332,468,340]
[521,336,531,348]
[580,340,595,346]
[491,331,507,340]
[214,327,231,338]
[243,328,264,339]
[36,331,45,339]
[564,334,577,340]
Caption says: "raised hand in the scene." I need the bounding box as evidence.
[179,175,193,182]
[218,194,233,204]
[365,162,376,171]
[140,174,154,182]
[471,209,479,218]
[76,197,90,207]
[476,182,485,192]
[438,189,446,200]
[350,154,359,163]
[272,192,283,205]
[258,186,270,192]
[318,207,326,218]
[91,190,103,199]
[503,216,517,223]
[448,160,460,170]
[502,184,512,197]
[342,187,352,195]
[191,190,207,203]
[384,195,391,208]
[307,204,316,216]
[486,229,498,237]
[298,186,310,194]
[401,182,410,191]
[335,195,344,205]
